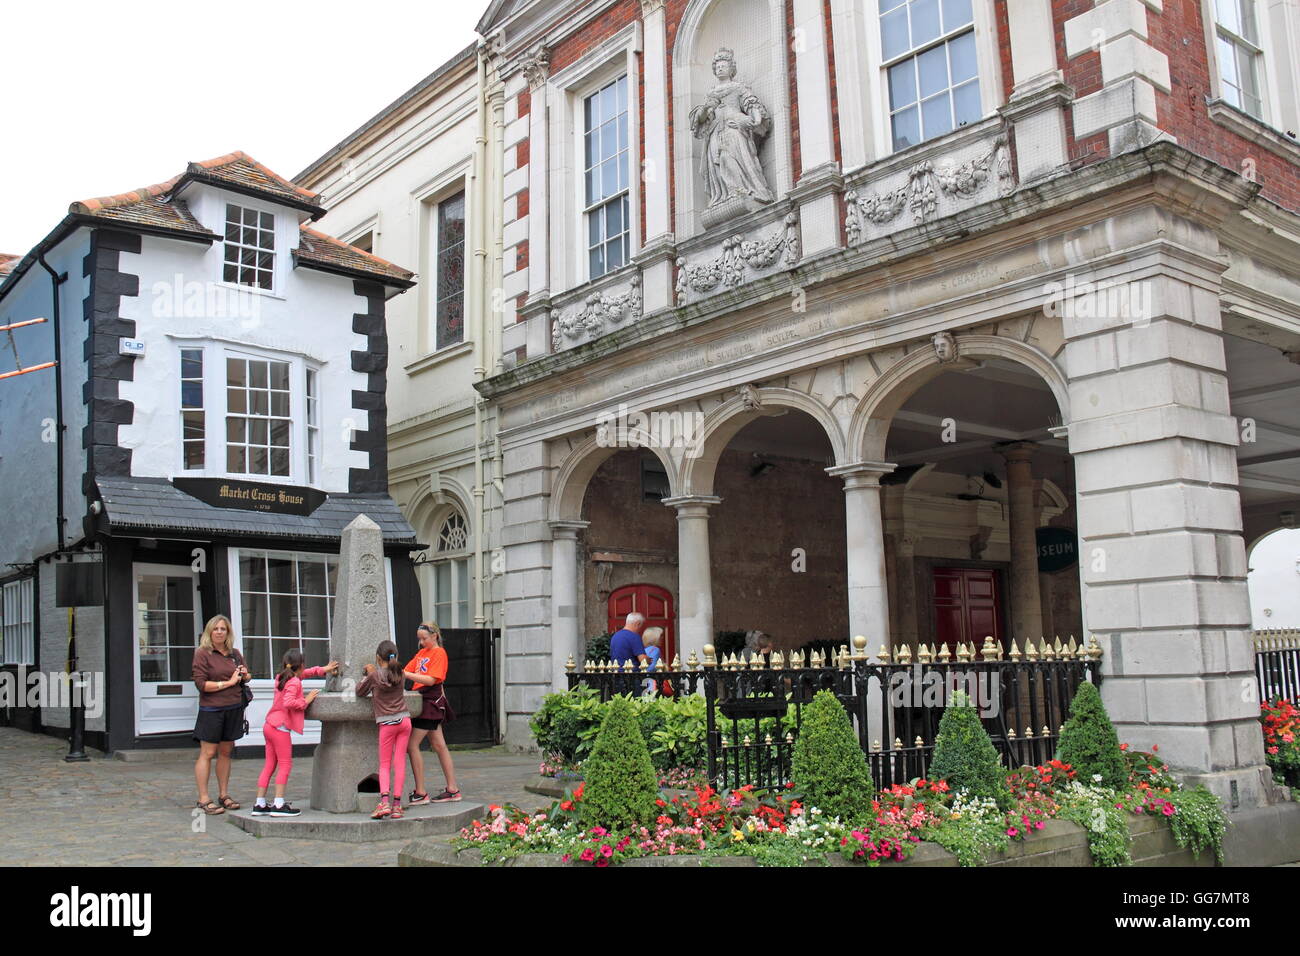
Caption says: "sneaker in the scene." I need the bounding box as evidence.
[251,804,272,816]
[370,799,392,820]
[431,788,462,803]
[407,791,430,806]
[267,803,301,817]
[390,802,404,820]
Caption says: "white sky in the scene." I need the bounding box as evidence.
[0,0,487,255]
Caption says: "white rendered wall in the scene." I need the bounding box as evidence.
[115,184,373,493]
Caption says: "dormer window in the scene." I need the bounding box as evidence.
[223,203,275,290]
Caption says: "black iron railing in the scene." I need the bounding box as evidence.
[1255,629,1300,702]
[566,635,1103,791]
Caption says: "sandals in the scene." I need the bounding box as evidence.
[196,800,225,815]
[219,795,241,810]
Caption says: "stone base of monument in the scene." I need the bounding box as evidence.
[227,800,482,843]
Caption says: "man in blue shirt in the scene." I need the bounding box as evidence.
[608,612,648,667]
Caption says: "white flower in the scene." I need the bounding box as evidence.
[1092,773,1103,783]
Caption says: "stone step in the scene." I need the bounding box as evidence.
[226,800,482,844]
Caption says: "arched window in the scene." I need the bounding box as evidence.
[424,510,471,627]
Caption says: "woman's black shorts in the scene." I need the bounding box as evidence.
[194,706,246,743]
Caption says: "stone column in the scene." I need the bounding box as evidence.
[826,462,895,646]
[636,0,676,314]
[1063,248,1269,805]
[999,442,1044,646]
[549,520,588,690]
[663,495,720,663]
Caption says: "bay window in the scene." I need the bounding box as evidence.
[234,550,337,679]
[175,343,320,484]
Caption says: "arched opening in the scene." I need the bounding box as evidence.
[706,409,846,655]
[578,448,680,660]
[878,354,1082,652]
[1248,527,1300,629]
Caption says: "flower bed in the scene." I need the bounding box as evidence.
[462,687,1228,868]
[446,749,1225,868]
[1262,698,1300,789]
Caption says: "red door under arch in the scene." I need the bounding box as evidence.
[607,584,675,666]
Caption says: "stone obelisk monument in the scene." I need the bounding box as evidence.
[308,514,417,812]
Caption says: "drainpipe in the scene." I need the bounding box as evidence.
[472,44,489,630]
[36,253,68,551]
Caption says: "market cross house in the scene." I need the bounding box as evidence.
[0,152,421,752]
[471,0,1300,813]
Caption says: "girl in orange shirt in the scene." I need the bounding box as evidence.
[403,622,460,803]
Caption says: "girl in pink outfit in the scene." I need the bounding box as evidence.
[253,649,340,816]
[357,640,412,819]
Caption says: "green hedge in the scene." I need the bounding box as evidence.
[1056,681,1126,789]
[790,690,875,824]
[531,686,707,771]
[581,696,660,831]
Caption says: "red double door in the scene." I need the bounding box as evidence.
[932,567,1003,656]
[607,583,675,666]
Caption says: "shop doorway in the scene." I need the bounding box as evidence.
[133,564,202,736]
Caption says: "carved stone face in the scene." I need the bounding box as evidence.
[713,56,735,81]
[933,332,956,362]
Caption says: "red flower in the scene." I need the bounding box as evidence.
[573,783,585,800]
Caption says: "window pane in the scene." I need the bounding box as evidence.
[227,358,245,387]
[250,419,268,445]
[892,105,921,151]
[912,0,942,46]
[942,0,973,30]
[242,638,270,680]
[1215,0,1241,34]
[605,196,624,238]
[250,446,269,474]
[182,381,203,408]
[918,43,949,99]
[250,391,268,415]
[949,29,977,83]
[922,91,954,139]
[271,448,289,475]
[590,245,605,279]
[888,60,917,109]
[881,8,910,60]
[241,591,268,632]
[952,79,981,126]
[227,446,246,472]
[249,362,267,388]
[298,558,328,596]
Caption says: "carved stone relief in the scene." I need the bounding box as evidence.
[844,134,1015,244]
[550,274,643,352]
[674,213,799,306]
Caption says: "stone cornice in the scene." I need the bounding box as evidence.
[475,142,1279,402]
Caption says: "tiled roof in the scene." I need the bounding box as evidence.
[296,227,416,287]
[70,177,216,241]
[96,477,419,546]
[0,151,415,297]
[186,151,323,215]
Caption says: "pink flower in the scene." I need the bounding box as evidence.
[1007,827,1019,837]
[579,848,595,862]
[1034,821,1045,830]
[1162,803,1175,817]
[601,844,613,858]
[561,854,571,863]
[595,858,610,867]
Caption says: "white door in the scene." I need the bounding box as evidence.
[133,564,203,736]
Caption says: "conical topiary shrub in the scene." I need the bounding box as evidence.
[580,695,659,831]
[1056,680,1127,789]
[790,690,875,824]
[928,691,1011,808]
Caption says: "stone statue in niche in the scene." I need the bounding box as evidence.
[690,48,773,225]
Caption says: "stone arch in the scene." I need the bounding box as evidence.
[671,0,792,237]
[848,334,1071,462]
[549,429,680,523]
[679,386,846,496]
[407,474,475,554]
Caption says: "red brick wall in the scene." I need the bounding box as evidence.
[1142,0,1299,210]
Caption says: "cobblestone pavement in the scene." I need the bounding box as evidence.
[0,728,546,866]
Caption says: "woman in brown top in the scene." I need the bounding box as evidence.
[191,615,251,815]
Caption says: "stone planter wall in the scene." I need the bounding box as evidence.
[399,814,1218,867]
